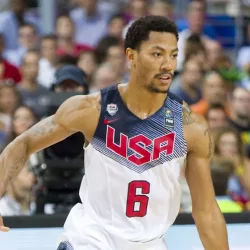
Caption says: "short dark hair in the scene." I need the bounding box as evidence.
[205,103,226,119]
[40,34,57,43]
[124,15,178,52]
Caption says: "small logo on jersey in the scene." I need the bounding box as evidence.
[165,109,174,128]
[104,118,120,124]
[107,103,118,116]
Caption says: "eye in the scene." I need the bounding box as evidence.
[171,54,178,59]
[152,52,161,57]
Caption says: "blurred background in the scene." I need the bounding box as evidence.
[0,1,249,245]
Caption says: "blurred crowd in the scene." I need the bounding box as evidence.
[0,0,249,216]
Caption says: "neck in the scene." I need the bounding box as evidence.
[21,79,37,90]
[119,82,167,120]
[231,113,250,127]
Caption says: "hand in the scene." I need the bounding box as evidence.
[0,215,9,232]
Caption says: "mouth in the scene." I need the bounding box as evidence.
[157,73,173,84]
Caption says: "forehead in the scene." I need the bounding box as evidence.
[140,31,177,51]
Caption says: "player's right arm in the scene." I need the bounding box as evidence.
[0,94,100,232]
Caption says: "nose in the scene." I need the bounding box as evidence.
[160,57,173,72]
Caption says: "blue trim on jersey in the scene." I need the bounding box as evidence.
[92,84,187,173]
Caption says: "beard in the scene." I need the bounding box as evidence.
[145,81,169,94]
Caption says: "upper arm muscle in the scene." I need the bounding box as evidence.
[183,107,216,212]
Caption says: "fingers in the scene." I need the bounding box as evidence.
[0,217,9,232]
[0,226,9,232]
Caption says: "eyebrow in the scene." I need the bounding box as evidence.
[151,46,179,53]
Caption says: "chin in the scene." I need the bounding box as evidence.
[146,84,169,94]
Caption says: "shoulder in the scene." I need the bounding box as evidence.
[182,102,213,158]
[57,92,101,116]
[54,93,101,135]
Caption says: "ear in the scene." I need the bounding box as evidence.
[126,48,136,69]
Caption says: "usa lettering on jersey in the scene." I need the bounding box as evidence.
[106,125,175,166]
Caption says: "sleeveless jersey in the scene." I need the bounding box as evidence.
[79,84,187,243]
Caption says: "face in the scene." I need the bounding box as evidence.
[19,26,37,49]
[182,60,202,88]
[188,2,205,34]
[22,52,39,81]
[231,88,250,119]
[56,17,74,39]
[204,73,226,104]
[207,109,227,129]
[218,133,239,157]
[54,80,85,93]
[0,87,19,114]
[13,107,36,136]
[107,45,125,74]
[205,41,222,69]
[10,0,26,14]
[127,31,178,93]
[10,165,35,203]
[40,39,57,62]
[77,52,96,76]
[108,17,125,38]
[150,2,171,17]
[131,0,148,19]
[95,66,118,90]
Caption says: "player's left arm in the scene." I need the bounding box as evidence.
[183,104,229,250]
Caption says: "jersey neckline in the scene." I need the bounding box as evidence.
[115,83,169,122]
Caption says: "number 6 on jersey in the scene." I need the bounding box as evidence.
[126,180,150,217]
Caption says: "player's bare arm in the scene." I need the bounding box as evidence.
[182,102,229,250]
[0,93,101,232]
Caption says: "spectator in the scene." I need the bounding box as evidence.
[70,0,108,47]
[18,50,49,118]
[77,50,97,83]
[38,35,58,89]
[210,156,242,213]
[52,65,89,94]
[95,35,120,63]
[56,15,93,57]
[149,0,173,18]
[191,71,228,116]
[204,39,223,71]
[0,82,22,148]
[4,23,38,67]
[0,163,35,216]
[0,0,39,50]
[177,0,216,71]
[107,13,126,40]
[122,0,149,39]
[171,59,203,105]
[183,34,209,73]
[0,34,22,84]
[205,104,228,130]
[214,128,250,210]
[6,105,38,144]
[228,87,250,158]
[90,63,119,93]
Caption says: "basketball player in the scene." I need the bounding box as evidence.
[0,16,229,250]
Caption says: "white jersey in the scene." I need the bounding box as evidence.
[58,85,187,250]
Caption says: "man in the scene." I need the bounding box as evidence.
[191,71,228,116]
[206,104,228,130]
[0,16,229,250]
[171,58,203,105]
[0,0,39,50]
[52,65,89,94]
[228,87,250,158]
[38,35,59,89]
[18,49,49,118]
[0,34,22,84]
